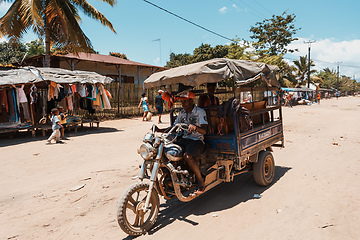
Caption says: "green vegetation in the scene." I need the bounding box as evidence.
[165,12,359,92]
[0,0,117,67]
[109,52,128,60]
[0,40,27,65]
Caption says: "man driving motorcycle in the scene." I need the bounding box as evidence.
[155,91,208,194]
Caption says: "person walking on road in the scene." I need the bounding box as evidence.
[154,90,164,124]
[46,108,63,144]
[138,93,149,121]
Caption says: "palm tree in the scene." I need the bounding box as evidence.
[0,0,117,67]
[293,56,317,86]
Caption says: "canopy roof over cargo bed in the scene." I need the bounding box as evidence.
[144,58,279,89]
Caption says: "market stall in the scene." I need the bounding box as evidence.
[0,67,113,136]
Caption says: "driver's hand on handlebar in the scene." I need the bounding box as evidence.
[188,124,197,132]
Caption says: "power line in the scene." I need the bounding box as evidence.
[252,0,273,15]
[230,0,265,19]
[284,56,360,69]
[235,0,267,18]
[143,0,235,42]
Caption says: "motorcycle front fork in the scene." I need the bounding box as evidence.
[138,142,164,212]
[138,161,159,212]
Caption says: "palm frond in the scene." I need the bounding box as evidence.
[47,0,93,52]
[71,0,116,33]
[0,0,34,38]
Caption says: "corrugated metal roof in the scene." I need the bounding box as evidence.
[0,67,113,86]
[57,52,167,70]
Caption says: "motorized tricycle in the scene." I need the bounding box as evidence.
[116,58,284,236]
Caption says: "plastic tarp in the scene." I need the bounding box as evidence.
[143,58,279,89]
[0,67,113,86]
[281,87,315,92]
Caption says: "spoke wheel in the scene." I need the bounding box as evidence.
[253,151,275,186]
[117,182,160,236]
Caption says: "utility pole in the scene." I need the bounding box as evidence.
[335,62,342,92]
[354,75,356,95]
[304,40,316,88]
[152,38,162,66]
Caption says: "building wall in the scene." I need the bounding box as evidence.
[59,60,155,84]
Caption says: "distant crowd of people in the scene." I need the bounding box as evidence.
[281,91,340,107]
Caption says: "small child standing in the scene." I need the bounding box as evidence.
[46,108,63,144]
[58,106,68,140]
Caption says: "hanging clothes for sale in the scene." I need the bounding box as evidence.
[90,85,97,101]
[97,84,111,109]
[0,89,8,113]
[66,95,73,111]
[30,84,38,104]
[77,84,87,97]
[70,84,76,94]
[17,85,31,121]
[7,88,20,122]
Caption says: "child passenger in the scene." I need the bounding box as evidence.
[58,106,68,140]
[46,108,63,144]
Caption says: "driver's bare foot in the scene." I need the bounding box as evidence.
[194,184,205,195]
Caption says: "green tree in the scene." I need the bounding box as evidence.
[339,76,356,93]
[293,56,316,86]
[225,39,249,59]
[317,68,337,89]
[0,0,117,67]
[109,52,128,60]
[166,43,229,68]
[250,12,300,55]
[165,52,193,68]
[0,40,27,65]
[26,38,45,57]
[192,43,228,63]
[51,45,98,55]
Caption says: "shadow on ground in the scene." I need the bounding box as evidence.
[122,166,291,239]
[0,126,121,147]
[121,165,291,239]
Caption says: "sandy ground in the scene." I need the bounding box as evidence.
[0,96,359,240]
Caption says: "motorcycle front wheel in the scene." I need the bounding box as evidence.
[117,181,160,236]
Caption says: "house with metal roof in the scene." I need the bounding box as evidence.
[18,52,167,85]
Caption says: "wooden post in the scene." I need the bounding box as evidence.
[116,65,121,114]
[30,103,35,137]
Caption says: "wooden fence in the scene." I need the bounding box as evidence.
[70,83,259,120]
[71,83,164,119]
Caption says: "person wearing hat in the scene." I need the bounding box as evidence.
[155,91,208,194]
[154,89,164,124]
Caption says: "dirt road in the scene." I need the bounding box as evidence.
[1,96,359,240]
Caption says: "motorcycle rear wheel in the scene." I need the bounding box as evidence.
[117,181,160,236]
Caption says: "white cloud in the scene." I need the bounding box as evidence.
[0,37,6,43]
[153,57,160,66]
[232,4,238,9]
[287,38,360,80]
[219,7,227,14]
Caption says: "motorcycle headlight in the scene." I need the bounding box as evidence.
[139,143,155,160]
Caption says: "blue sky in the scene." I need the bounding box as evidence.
[1,0,360,80]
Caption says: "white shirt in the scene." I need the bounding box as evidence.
[174,105,208,141]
